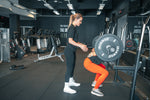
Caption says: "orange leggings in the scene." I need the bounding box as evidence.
[83,58,109,89]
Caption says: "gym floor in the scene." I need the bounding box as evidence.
[0,47,150,100]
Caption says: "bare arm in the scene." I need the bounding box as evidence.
[68,38,82,48]
[68,38,88,52]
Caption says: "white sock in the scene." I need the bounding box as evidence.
[69,77,74,82]
[63,82,76,94]
[91,81,103,87]
[69,77,80,87]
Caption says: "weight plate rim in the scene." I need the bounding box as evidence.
[92,35,101,48]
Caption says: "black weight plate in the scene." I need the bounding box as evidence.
[92,35,100,48]
[95,34,123,61]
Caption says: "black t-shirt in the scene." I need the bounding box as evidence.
[89,56,103,65]
[66,24,78,51]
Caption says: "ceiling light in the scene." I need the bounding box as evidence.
[27,14,35,18]
[29,11,37,14]
[54,0,58,3]
[67,4,73,10]
[0,5,3,7]
[71,10,76,14]
[13,4,26,10]
[9,8,12,11]
[53,10,60,15]
[97,11,101,15]
[98,4,105,10]
[44,3,53,9]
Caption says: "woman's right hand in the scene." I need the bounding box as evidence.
[80,44,88,52]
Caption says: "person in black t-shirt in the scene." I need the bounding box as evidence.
[63,13,88,94]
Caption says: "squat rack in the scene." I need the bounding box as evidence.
[129,15,150,100]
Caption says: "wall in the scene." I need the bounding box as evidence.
[20,20,36,27]
[20,15,105,46]
[9,14,20,39]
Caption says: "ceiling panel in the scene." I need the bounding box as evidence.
[1,0,150,20]
[18,0,112,16]
[19,0,112,10]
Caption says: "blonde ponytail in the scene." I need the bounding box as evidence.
[68,14,74,28]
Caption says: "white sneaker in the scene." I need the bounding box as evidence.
[63,82,76,94]
[91,81,103,87]
[91,88,104,97]
[63,87,76,94]
[69,78,80,87]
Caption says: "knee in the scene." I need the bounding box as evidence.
[105,70,109,77]
[83,58,89,67]
[101,70,109,77]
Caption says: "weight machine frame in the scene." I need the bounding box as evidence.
[34,36,64,62]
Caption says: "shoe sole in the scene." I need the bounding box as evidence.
[63,90,76,94]
[91,84,103,87]
[69,82,80,87]
[69,84,80,87]
[91,91,104,97]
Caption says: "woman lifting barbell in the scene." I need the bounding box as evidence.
[63,13,88,94]
[83,48,109,97]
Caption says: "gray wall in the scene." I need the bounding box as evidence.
[20,15,105,46]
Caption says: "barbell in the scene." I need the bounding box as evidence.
[93,34,123,61]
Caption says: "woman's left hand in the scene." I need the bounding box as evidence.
[87,52,96,57]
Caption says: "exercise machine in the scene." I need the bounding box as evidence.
[0,28,10,63]
[34,35,64,62]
